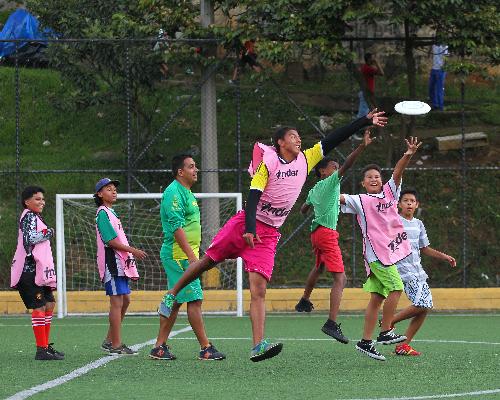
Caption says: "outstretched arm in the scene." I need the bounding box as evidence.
[321,109,387,155]
[392,136,422,186]
[421,246,456,267]
[338,128,375,177]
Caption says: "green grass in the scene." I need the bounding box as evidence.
[1,314,500,399]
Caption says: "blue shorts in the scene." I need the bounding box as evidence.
[105,276,131,296]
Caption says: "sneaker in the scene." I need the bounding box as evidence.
[35,346,64,361]
[158,293,176,318]
[199,343,226,361]
[295,297,314,313]
[395,343,421,356]
[250,339,283,362]
[377,328,407,345]
[108,344,138,356]
[101,340,112,352]
[47,343,65,357]
[149,344,176,360]
[355,340,386,361]
[321,319,349,344]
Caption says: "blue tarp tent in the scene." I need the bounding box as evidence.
[0,9,52,58]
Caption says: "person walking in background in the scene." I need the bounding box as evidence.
[357,53,384,118]
[230,38,262,83]
[429,44,449,111]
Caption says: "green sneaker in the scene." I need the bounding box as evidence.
[158,293,176,318]
[250,339,283,362]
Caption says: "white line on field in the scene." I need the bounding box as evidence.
[5,326,193,400]
[343,388,500,399]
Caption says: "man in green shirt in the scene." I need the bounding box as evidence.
[150,154,225,361]
[295,129,374,344]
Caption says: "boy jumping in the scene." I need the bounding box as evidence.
[392,188,456,356]
[340,136,421,361]
[295,129,375,344]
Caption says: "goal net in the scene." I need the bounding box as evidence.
[55,193,243,318]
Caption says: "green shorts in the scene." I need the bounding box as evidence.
[161,258,203,304]
[363,260,404,298]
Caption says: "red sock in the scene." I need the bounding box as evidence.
[32,310,47,348]
[45,310,53,344]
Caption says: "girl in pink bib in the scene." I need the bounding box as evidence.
[11,186,64,360]
[94,178,147,355]
[340,136,422,361]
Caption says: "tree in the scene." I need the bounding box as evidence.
[387,0,498,135]
[26,0,203,161]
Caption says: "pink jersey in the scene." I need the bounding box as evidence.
[249,142,308,228]
[358,181,411,274]
[11,209,57,289]
[95,206,139,282]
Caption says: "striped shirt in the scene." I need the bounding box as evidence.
[396,216,430,282]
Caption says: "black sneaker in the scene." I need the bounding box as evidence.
[109,344,138,356]
[295,297,314,312]
[321,319,349,344]
[101,340,112,352]
[355,340,386,361]
[35,346,64,360]
[376,328,407,345]
[149,344,176,360]
[47,343,65,358]
[199,343,226,361]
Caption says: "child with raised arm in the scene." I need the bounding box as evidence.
[340,136,422,361]
[295,129,375,344]
[94,178,147,355]
[11,186,64,360]
[392,188,456,356]
[159,110,388,362]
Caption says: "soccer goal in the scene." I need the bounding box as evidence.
[55,193,243,318]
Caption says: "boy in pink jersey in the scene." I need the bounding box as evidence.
[340,136,422,361]
[159,110,388,362]
[11,186,64,360]
[94,178,148,355]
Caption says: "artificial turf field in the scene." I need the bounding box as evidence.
[1,313,499,400]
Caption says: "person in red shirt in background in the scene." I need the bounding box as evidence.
[230,39,262,83]
[357,53,384,118]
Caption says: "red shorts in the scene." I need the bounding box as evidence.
[310,226,344,273]
[205,211,281,281]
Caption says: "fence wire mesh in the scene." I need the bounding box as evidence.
[0,38,498,290]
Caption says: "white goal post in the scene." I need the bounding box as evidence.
[55,193,243,318]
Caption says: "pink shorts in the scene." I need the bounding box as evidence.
[205,211,281,281]
[310,226,345,273]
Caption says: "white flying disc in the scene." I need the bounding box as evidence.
[394,101,431,116]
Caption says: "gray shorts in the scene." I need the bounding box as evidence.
[403,279,433,309]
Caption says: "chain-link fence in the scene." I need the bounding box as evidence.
[0,37,498,290]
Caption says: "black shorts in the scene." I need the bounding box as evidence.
[239,53,259,68]
[17,271,55,309]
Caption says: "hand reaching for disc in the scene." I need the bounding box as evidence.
[366,108,388,127]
